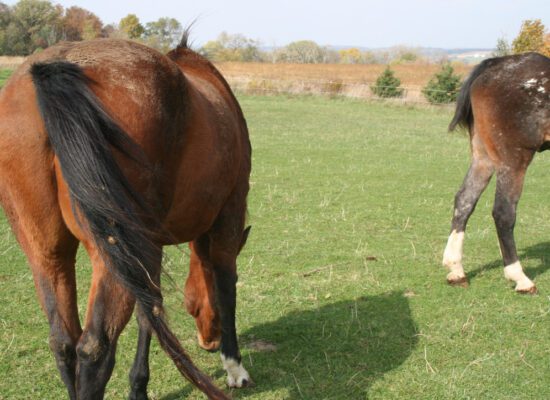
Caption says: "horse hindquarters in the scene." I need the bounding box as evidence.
[31,60,229,399]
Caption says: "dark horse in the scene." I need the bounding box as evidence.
[0,36,252,399]
[443,52,550,293]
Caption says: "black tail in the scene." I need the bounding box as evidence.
[31,62,229,400]
[449,57,503,132]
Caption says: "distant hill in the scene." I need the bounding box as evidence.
[324,45,493,64]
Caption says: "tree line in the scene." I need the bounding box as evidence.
[0,0,548,65]
[0,0,183,55]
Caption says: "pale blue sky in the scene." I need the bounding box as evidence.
[7,0,550,48]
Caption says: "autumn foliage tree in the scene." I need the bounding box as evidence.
[512,19,550,57]
[339,48,363,64]
[142,17,182,52]
[200,32,262,62]
[119,14,144,39]
[62,6,103,41]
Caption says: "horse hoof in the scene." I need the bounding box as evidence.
[517,285,537,295]
[228,377,255,389]
[235,378,255,388]
[447,276,469,287]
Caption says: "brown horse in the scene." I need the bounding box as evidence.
[0,36,251,399]
[443,52,550,293]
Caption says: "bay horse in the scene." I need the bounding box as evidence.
[0,36,251,399]
[443,52,550,293]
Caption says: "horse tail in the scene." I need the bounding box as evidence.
[449,57,504,133]
[30,62,229,400]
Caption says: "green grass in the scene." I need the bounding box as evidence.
[1,95,550,399]
[0,69,13,88]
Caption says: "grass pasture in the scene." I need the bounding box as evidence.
[1,94,550,399]
[0,69,13,88]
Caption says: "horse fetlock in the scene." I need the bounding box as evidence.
[221,355,251,388]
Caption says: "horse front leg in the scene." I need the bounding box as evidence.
[207,191,252,388]
[185,239,221,352]
[129,306,152,400]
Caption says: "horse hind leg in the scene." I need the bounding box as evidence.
[0,189,82,398]
[76,242,160,399]
[31,242,82,399]
[493,158,536,293]
[443,136,494,285]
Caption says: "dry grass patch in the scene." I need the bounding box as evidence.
[0,56,25,69]
[216,62,473,87]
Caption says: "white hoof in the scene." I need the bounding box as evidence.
[513,278,537,294]
[446,270,466,281]
[221,354,251,388]
[504,262,536,294]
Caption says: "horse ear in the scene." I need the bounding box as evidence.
[239,225,252,253]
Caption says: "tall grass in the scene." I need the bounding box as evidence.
[1,95,549,399]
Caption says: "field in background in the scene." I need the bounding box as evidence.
[217,62,473,103]
[1,95,550,399]
[0,57,473,103]
[0,56,24,70]
[217,61,472,85]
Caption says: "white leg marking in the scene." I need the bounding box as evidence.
[443,230,466,281]
[221,354,250,388]
[504,261,535,292]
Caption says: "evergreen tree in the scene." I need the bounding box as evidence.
[422,64,461,104]
[371,66,404,98]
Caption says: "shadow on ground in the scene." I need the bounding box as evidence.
[467,241,550,283]
[221,290,418,399]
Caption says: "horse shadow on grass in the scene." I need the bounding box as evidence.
[225,290,418,399]
[466,241,550,283]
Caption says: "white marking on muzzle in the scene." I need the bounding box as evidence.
[221,354,250,388]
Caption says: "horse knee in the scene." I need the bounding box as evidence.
[76,332,107,363]
[49,333,76,364]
